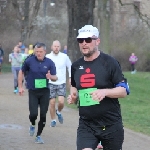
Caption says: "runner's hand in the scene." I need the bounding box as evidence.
[19,87,25,96]
[67,93,77,104]
[90,89,106,102]
[46,70,51,79]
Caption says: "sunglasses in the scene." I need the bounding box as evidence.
[77,37,98,43]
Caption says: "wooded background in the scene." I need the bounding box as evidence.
[0,0,150,71]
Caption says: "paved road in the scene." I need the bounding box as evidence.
[0,73,150,150]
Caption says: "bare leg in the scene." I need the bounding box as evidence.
[57,96,65,112]
[49,98,56,120]
[56,96,64,124]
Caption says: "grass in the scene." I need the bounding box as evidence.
[120,72,150,136]
[1,63,11,73]
[65,72,150,136]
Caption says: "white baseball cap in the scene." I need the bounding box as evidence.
[77,25,99,38]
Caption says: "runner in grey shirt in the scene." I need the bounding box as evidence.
[9,46,22,93]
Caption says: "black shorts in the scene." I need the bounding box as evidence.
[77,119,124,150]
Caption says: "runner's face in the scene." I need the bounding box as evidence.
[35,47,46,60]
[14,47,20,53]
[52,42,61,54]
[18,42,22,46]
[78,38,100,57]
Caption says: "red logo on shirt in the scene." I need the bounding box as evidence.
[80,68,95,87]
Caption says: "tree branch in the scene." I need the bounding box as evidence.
[118,0,150,28]
[28,0,42,37]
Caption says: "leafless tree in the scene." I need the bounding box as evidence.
[23,0,42,42]
[118,0,150,28]
[67,0,95,62]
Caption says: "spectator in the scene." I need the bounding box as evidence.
[129,53,138,74]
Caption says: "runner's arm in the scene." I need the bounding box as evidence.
[67,86,78,104]
[66,56,72,86]
[66,56,72,78]
[49,74,58,81]
[18,70,24,88]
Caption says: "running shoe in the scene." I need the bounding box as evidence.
[50,120,56,127]
[56,110,63,124]
[35,136,44,144]
[16,87,18,93]
[14,89,18,94]
[29,125,35,136]
[14,87,18,94]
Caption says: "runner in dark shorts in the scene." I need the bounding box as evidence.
[67,25,130,150]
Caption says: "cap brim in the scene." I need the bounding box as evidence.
[77,33,93,38]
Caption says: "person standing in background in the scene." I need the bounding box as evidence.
[46,40,72,127]
[0,44,4,74]
[9,46,22,93]
[129,53,138,74]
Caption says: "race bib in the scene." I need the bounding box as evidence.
[35,79,46,88]
[79,88,99,106]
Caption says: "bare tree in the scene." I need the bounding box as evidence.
[23,0,42,42]
[118,0,150,28]
[28,0,42,38]
[98,0,111,54]
[67,0,95,62]
[21,0,30,42]
[11,0,42,43]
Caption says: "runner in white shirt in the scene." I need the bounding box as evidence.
[46,40,72,127]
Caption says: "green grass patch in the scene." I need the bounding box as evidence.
[120,72,150,136]
[1,63,11,73]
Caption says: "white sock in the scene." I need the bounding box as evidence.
[51,119,56,122]
[56,110,61,114]
[30,122,35,127]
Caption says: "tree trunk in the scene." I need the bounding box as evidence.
[98,0,111,54]
[21,0,30,43]
[67,0,95,62]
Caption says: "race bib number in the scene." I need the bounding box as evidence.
[35,79,46,88]
[79,88,99,106]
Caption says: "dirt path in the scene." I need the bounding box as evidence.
[0,73,150,150]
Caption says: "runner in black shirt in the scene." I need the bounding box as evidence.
[67,25,130,150]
